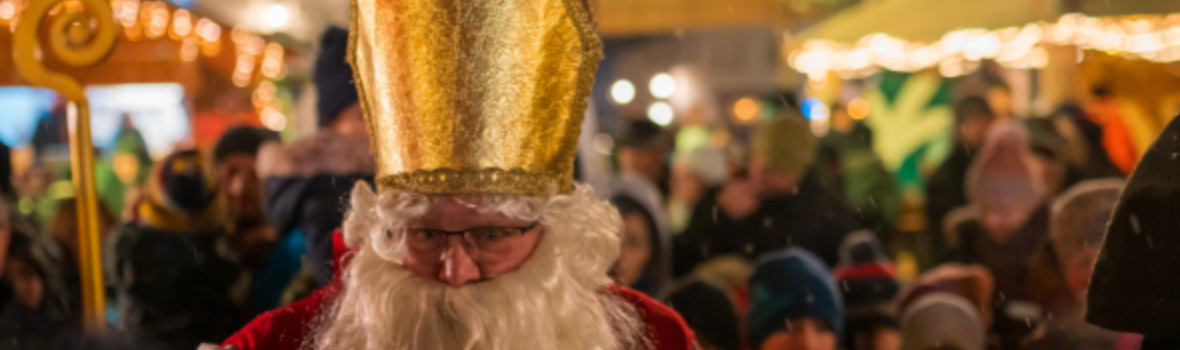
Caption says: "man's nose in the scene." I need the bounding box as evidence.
[438,236,481,287]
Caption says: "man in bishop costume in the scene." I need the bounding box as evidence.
[212,0,697,349]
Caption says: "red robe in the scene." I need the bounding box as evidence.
[223,232,696,350]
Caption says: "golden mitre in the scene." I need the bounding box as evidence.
[349,0,602,196]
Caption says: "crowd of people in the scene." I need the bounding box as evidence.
[0,24,1167,350]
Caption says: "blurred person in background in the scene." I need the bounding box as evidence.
[1085,88,1137,176]
[987,84,1015,121]
[1087,116,1180,349]
[675,115,857,276]
[213,126,293,316]
[906,264,995,331]
[926,96,996,263]
[833,231,900,350]
[110,150,243,350]
[256,27,375,287]
[748,248,843,350]
[1050,103,1123,180]
[1024,117,1081,198]
[820,104,898,237]
[945,122,1049,348]
[214,126,281,262]
[96,114,153,216]
[48,197,115,319]
[611,175,672,297]
[668,146,728,234]
[898,292,986,350]
[663,279,741,350]
[0,140,16,202]
[617,119,673,196]
[1022,178,1133,350]
[0,195,77,349]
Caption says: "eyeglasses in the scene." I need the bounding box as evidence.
[400,223,541,259]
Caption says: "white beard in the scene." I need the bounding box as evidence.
[309,184,647,350]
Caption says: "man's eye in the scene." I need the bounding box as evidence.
[479,230,502,241]
[414,231,438,240]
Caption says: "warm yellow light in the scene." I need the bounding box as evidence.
[247,36,265,56]
[179,37,198,61]
[171,9,192,38]
[848,98,870,120]
[196,18,219,42]
[146,3,169,39]
[263,4,289,30]
[261,107,287,131]
[252,80,277,107]
[733,97,759,122]
[787,12,1180,78]
[0,1,15,20]
[261,43,284,78]
[119,0,138,27]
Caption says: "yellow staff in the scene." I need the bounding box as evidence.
[12,0,118,332]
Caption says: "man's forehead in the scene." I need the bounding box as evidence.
[408,196,528,228]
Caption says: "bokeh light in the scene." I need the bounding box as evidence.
[733,97,759,123]
[848,98,870,120]
[649,73,676,99]
[263,4,289,30]
[610,79,635,104]
[647,101,675,126]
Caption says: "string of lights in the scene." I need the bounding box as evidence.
[788,13,1180,81]
[0,0,289,130]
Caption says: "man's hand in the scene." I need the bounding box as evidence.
[716,180,759,221]
[197,344,237,350]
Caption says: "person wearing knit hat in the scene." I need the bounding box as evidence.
[314,26,363,133]
[136,150,222,231]
[255,26,376,286]
[675,114,858,276]
[111,150,243,350]
[748,248,843,350]
[947,121,1051,349]
[926,96,997,264]
[898,292,986,350]
[833,231,901,350]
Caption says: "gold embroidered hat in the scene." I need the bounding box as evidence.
[349,0,602,196]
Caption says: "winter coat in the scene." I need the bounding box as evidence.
[1088,115,1180,337]
[0,212,76,350]
[947,207,1051,350]
[256,132,374,287]
[673,172,858,276]
[926,145,975,263]
[111,225,242,350]
[820,123,899,234]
